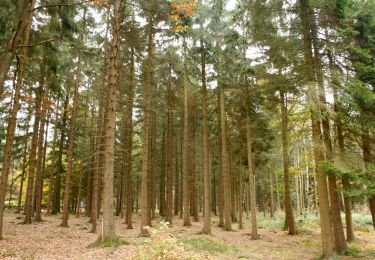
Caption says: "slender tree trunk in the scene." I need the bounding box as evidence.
[16,119,31,214]
[98,0,121,241]
[219,89,231,231]
[24,85,43,224]
[244,86,257,239]
[269,168,274,219]
[165,64,174,224]
[190,97,199,222]
[61,52,82,227]
[182,38,191,227]
[125,47,135,229]
[280,92,297,235]
[76,162,83,218]
[174,137,180,216]
[140,15,153,236]
[201,44,211,234]
[52,94,69,215]
[329,52,355,241]
[313,28,346,253]
[299,0,335,257]
[34,85,49,222]
[217,90,224,227]
[0,8,33,238]
[160,127,166,217]
[47,102,60,215]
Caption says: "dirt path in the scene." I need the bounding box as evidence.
[0,211,374,259]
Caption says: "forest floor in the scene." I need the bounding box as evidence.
[0,210,374,259]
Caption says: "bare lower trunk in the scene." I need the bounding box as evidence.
[140,16,153,236]
[34,87,49,222]
[24,86,43,224]
[244,86,257,239]
[201,45,211,234]
[52,94,69,215]
[182,38,191,227]
[280,92,297,235]
[219,90,231,231]
[165,65,174,224]
[99,0,121,242]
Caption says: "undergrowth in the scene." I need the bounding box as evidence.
[131,222,208,259]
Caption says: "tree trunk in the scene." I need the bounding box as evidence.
[280,92,297,235]
[201,44,211,234]
[244,86,257,239]
[140,15,153,236]
[219,89,232,231]
[217,90,224,227]
[99,0,121,242]
[182,38,191,227]
[76,162,83,218]
[52,94,69,215]
[165,64,174,224]
[124,47,135,229]
[160,127,166,218]
[312,26,347,253]
[61,51,82,227]
[47,102,60,215]
[16,112,31,214]
[299,0,335,257]
[269,168,274,219]
[0,8,33,238]
[24,85,43,224]
[190,97,199,222]
[34,84,49,222]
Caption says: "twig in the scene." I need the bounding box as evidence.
[18,39,55,47]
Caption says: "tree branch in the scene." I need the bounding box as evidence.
[18,39,55,47]
[32,1,91,11]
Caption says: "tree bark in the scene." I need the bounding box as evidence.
[244,86,257,239]
[24,84,43,224]
[182,38,191,227]
[34,84,49,222]
[0,7,33,238]
[61,50,82,227]
[52,94,69,215]
[219,89,232,231]
[201,44,211,234]
[280,92,297,235]
[299,0,335,257]
[165,64,174,224]
[99,0,121,242]
[140,15,153,236]
[124,47,135,229]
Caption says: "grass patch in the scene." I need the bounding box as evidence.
[301,239,319,247]
[346,243,365,258]
[180,238,238,255]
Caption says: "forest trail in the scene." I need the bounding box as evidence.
[1,211,374,259]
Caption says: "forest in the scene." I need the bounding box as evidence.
[0,0,374,259]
